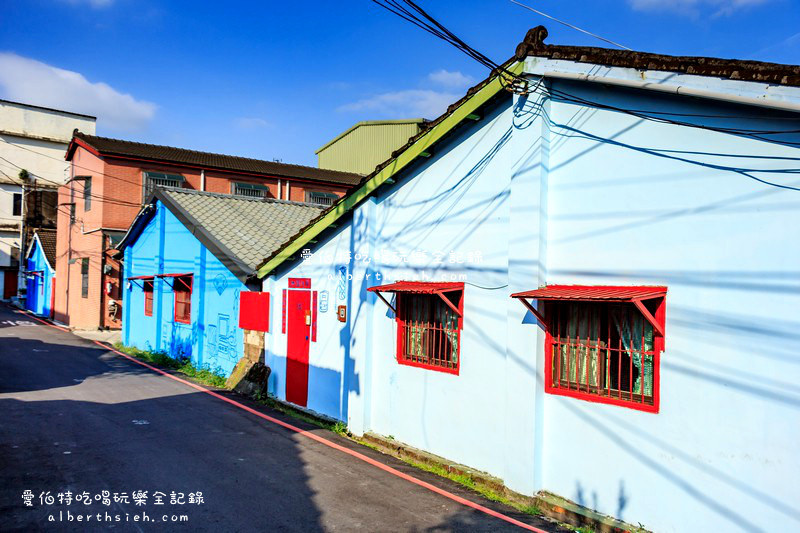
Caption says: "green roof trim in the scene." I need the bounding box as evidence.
[315,118,428,154]
[256,62,522,279]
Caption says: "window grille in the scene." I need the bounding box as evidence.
[143,172,184,202]
[233,182,268,199]
[396,292,461,373]
[173,275,192,324]
[547,301,661,408]
[306,191,338,206]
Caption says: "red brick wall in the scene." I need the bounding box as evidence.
[55,145,352,329]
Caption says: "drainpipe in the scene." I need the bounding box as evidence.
[285,181,291,201]
[200,169,205,191]
[277,179,282,200]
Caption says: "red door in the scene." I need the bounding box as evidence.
[3,269,18,299]
[286,289,311,406]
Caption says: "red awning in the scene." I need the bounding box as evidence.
[510,285,666,302]
[511,285,666,336]
[368,281,464,316]
[367,281,463,294]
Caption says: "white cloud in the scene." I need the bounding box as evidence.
[235,117,270,130]
[629,0,770,16]
[337,89,460,119]
[0,52,156,132]
[427,69,474,89]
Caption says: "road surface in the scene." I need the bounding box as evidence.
[0,304,560,532]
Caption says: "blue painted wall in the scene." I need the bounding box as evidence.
[122,202,246,377]
[264,72,800,531]
[25,237,54,317]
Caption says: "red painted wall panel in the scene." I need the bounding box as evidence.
[239,291,270,332]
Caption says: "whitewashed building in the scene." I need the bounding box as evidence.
[0,99,95,299]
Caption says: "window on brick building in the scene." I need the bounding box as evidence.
[233,182,269,199]
[306,191,338,207]
[143,172,184,202]
[81,258,89,298]
[83,179,92,211]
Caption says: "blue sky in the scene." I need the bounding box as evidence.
[1,0,798,167]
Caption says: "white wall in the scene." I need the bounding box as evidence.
[537,79,800,532]
[264,74,800,532]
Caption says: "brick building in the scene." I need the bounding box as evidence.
[54,132,360,329]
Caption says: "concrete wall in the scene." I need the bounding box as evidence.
[0,100,95,143]
[0,183,22,268]
[123,202,247,376]
[263,76,800,532]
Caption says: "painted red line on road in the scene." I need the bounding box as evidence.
[17,309,546,532]
[96,342,545,532]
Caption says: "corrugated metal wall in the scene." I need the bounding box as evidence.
[317,122,423,175]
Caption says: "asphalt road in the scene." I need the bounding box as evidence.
[0,304,561,532]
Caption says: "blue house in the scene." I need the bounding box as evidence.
[24,229,56,317]
[246,27,800,532]
[117,188,323,377]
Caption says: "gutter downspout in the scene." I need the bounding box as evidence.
[277,179,282,200]
[540,70,800,113]
[285,181,291,201]
[200,169,205,191]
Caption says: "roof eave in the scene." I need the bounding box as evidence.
[255,61,523,279]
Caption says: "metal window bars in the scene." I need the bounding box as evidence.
[550,302,654,405]
[398,293,460,370]
[234,183,268,199]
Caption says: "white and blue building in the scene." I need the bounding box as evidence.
[249,28,800,532]
[117,188,323,377]
[24,229,56,317]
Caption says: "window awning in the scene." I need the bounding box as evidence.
[126,273,192,290]
[368,281,464,316]
[510,285,666,302]
[510,285,666,335]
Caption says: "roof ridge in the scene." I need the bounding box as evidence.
[74,132,361,178]
[158,186,326,209]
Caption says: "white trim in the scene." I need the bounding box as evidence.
[525,57,800,112]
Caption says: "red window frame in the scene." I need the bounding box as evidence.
[143,278,154,317]
[512,285,666,413]
[173,275,193,324]
[368,282,464,375]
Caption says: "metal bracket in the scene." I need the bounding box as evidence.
[515,297,547,331]
[632,298,664,337]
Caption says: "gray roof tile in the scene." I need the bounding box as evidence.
[157,188,324,278]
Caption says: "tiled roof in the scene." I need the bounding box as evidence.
[34,229,57,267]
[70,132,362,186]
[154,188,324,282]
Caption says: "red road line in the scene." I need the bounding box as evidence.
[20,310,547,532]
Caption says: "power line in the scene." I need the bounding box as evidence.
[509,1,632,50]
[0,154,143,209]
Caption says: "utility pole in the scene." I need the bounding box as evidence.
[17,169,31,304]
